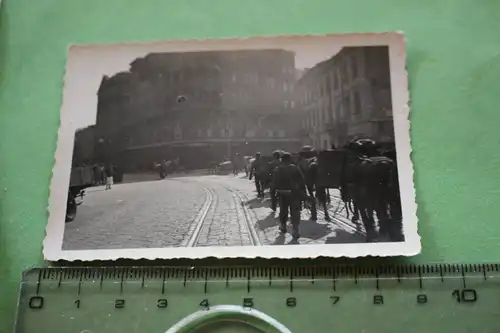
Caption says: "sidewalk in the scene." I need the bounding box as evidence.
[120,170,214,183]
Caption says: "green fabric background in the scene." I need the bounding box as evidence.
[1,0,499,332]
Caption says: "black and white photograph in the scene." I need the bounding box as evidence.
[44,33,419,260]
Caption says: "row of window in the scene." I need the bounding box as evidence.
[231,74,295,92]
[300,56,360,106]
[143,71,295,91]
[126,128,289,146]
[302,89,364,130]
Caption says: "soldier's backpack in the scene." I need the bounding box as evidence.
[296,157,316,185]
[316,150,346,189]
[273,165,297,192]
[255,156,272,178]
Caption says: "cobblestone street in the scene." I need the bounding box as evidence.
[208,174,367,246]
[62,173,366,250]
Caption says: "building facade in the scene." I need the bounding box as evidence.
[72,125,96,166]
[94,49,302,171]
[298,46,394,150]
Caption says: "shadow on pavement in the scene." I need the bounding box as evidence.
[255,212,278,231]
[272,234,286,245]
[270,220,366,245]
[325,229,366,244]
[297,219,332,240]
[245,197,270,209]
[270,219,332,245]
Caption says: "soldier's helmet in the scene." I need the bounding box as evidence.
[299,145,317,158]
[300,145,313,153]
[281,152,292,163]
[348,138,378,156]
[272,150,282,158]
[255,152,261,157]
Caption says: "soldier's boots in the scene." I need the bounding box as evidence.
[291,225,300,241]
[365,227,378,242]
[278,223,300,241]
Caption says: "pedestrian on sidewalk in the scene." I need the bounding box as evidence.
[105,163,114,190]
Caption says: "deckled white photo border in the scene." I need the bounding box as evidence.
[43,32,419,261]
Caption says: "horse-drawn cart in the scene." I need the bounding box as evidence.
[66,166,95,222]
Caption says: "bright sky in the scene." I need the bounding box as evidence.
[62,36,352,130]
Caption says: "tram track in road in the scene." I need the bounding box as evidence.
[315,207,366,236]
[304,192,366,236]
[180,177,260,247]
[181,187,216,247]
[222,185,261,246]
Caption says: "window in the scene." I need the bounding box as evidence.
[354,91,362,115]
[345,58,352,81]
[283,83,288,91]
[278,129,286,137]
[351,59,358,78]
[232,74,236,82]
[207,128,212,137]
[344,94,351,115]
[290,101,295,109]
[245,129,255,138]
[267,130,274,137]
[323,140,328,149]
[341,62,348,82]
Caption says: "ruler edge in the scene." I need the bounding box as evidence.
[13,263,500,332]
[19,263,500,282]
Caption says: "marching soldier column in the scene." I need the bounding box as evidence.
[245,138,403,244]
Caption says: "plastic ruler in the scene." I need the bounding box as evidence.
[13,264,500,333]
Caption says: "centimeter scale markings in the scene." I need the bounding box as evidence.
[15,264,500,333]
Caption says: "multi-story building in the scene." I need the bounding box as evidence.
[94,49,301,171]
[298,46,394,150]
[72,125,96,166]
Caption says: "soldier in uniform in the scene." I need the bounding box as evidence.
[268,150,283,211]
[272,152,306,241]
[249,152,265,198]
[297,146,318,221]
